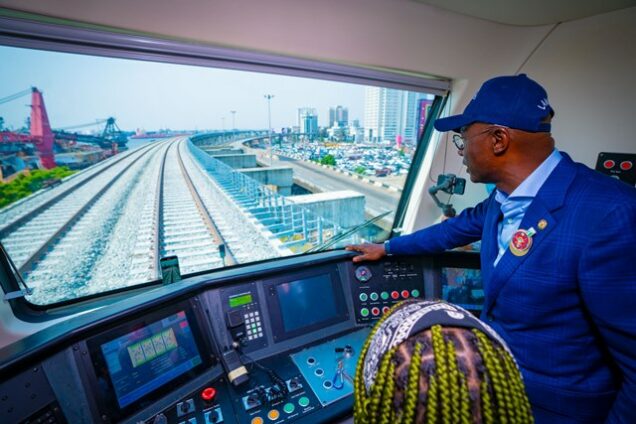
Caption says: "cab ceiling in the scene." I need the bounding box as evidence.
[413,0,636,25]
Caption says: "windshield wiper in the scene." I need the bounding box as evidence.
[305,210,392,253]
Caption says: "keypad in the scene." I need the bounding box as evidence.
[244,311,263,340]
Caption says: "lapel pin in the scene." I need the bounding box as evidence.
[510,227,535,257]
[538,219,548,230]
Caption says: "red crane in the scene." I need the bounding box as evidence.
[29,87,56,169]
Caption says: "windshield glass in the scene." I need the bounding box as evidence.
[0,45,438,305]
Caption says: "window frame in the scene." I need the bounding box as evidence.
[0,13,450,317]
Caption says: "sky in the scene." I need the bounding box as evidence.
[0,45,370,133]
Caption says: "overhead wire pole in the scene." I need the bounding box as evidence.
[230,110,236,138]
[264,94,274,166]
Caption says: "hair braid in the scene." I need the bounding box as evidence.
[379,358,397,424]
[426,375,438,424]
[459,373,472,424]
[481,377,495,424]
[445,338,461,423]
[475,330,511,424]
[502,351,534,423]
[431,325,452,424]
[400,342,422,424]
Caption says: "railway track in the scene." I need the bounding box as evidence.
[159,140,237,276]
[2,137,278,304]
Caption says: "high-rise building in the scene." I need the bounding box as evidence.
[402,92,430,143]
[298,107,318,139]
[364,87,431,144]
[329,105,349,127]
[364,87,402,142]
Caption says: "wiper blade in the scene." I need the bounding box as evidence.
[305,210,392,253]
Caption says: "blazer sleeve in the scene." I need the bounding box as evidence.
[578,204,636,424]
[389,194,493,255]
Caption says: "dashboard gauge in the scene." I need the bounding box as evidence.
[355,266,372,282]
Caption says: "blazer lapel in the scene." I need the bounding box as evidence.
[482,153,578,314]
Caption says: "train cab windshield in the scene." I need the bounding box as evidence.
[0,41,447,307]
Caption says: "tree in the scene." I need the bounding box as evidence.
[0,116,4,131]
[320,154,336,166]
[354,166,366,175]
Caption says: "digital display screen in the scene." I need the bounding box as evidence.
[276,274,338,333]
[99,310,203,408]
[441,267,484,311]
[229,293,253,308]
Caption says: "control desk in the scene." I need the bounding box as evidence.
[0,250,480,424]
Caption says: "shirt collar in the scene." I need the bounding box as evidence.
[495,149,562,203]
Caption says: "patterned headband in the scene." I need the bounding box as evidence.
[362,300,514,393]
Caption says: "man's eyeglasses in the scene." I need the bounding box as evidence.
[451,125,508,150]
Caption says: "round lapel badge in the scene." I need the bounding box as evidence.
[510,229,533,256]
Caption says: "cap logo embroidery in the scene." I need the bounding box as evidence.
[537,98,549,110]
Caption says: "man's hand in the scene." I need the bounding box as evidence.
[345,243,386,263]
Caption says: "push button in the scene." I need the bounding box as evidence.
[267,409,280,421]
[251,418,263,424]
[360,308,369,317]
[391,291,399,299]
[603,159,616,169]
[381,291,389,300]
[201,387,216,402]
[283,403,295,414]
[298,396,310,407]
[411,289,420,298]
[621,161,633,171]
[359,293,368,301]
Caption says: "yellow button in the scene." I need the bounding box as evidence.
[267,409,280,420]
[251,417,264,424]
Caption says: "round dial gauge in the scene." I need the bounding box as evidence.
[355,266,373,282]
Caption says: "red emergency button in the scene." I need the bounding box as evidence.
[201,387,216,402]
[620,161,633,171]
[603,160,615,169]
[382,306,390,314]
[391,291,400,299]
[401,290,410,299]
[371,307,380,316]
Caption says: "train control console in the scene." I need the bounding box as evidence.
[0,251,482,424]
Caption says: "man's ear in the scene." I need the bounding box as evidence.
[491,127,509,155]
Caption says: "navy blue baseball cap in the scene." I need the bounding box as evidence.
[434,74,555,133]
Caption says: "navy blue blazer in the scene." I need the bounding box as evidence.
[390,153,636,423]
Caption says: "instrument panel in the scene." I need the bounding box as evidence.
[0,251,479,424]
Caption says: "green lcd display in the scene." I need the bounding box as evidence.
[229,293,253,308]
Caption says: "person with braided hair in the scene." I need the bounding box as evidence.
[354,300,533,424]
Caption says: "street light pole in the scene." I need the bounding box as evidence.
[230,110,236,138]
[264,94,274,166]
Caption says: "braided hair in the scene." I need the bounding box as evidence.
[354,300,533,424]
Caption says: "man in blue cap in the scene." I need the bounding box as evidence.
[347,74,636,423]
